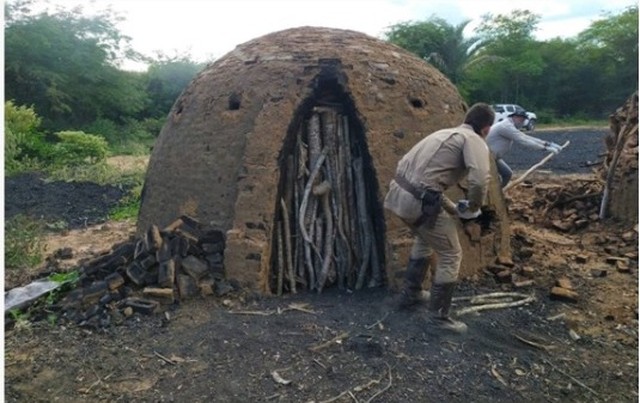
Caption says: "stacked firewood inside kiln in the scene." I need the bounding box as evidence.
[272,106,383,295]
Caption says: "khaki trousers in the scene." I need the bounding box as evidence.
[406,211,462,284]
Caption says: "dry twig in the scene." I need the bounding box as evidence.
[365,362,393,403]
[544,358,601,399]
[319,362,392,403]
[153,350,176,365]
[309,331,349,352]
[278,303,317,314]
[454,292,535,316]
[229,310,274,316]
[365,312,389,330]
[514,334,555,351]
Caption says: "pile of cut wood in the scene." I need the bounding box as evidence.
[273,106,383,295]
[599,91,638,222]
[510,179,603,233]
[55,215,234,328]
[509,92,638,230]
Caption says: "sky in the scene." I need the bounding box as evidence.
[21,0,640,70]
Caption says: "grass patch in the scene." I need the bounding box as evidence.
[5,214,44,270]
[45,160,140,185]
[109,138,154,156]
[109,183,143,221]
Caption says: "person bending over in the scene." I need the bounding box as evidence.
[487,107,561,187]
[384,103,495,333]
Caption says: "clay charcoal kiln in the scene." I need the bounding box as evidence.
[137,26,511,295]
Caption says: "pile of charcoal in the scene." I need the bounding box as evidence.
[55,215,236,329]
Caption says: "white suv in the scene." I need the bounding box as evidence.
[492,104,537,131]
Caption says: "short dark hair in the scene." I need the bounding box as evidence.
[464,103,495,135]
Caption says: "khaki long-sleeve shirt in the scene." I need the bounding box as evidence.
[384,123,491,223]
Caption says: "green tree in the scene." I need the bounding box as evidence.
[384,17,485,84]
[143,54,205,118]
[4,0,148,130]
[576,5,638,115]
[465,10,544,105]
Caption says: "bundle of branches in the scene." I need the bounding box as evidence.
[272,106,383,295]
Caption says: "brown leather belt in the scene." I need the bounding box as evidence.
[394,174,442,228]
[394,174,423,199]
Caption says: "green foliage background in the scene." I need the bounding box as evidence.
[384,7,638,119]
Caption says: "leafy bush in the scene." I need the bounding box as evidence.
[5,215,44,270]
[52,131,109,166]
[5,101,43,173]
[85,118,158,156]
[84,118,121,144]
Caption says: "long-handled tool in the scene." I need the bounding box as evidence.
[504,140,570,192]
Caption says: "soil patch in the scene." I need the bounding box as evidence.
[5,172,128,229]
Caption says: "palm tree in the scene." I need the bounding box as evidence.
[385,17,488,84]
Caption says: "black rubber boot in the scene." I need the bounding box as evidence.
[395,257,430,310]
[428,282,467,333]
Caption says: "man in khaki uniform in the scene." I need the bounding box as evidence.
[384,103,494,333]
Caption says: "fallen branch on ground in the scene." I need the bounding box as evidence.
[365,362,393,403]
[319,362,392,403]
[153,350,176,365]
[514,334,555,351]
[544,358,601,399]
[278,303,317,314]
[308,331,349,352]
[231,303,317,316]
[454,292,535,316]
[229,310,274,316]
[365,312,389,330]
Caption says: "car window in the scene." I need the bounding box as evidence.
[494,105,505,113]
[505,105,514,113]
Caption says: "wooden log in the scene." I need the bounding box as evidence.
[313,216,324,283]
[295,129,306,281]
[280,198,296,294]
[299,150,327,290]
[342,115,360,287]
[294,184,306,286]
[335,118,350,289]
[308,112,323,174]
[370,234,382,287]
[276,222,284,296]
[353,157,372,290]
[314,181,334,292]
[298,151,327,249]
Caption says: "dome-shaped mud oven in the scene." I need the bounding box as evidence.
[138,26,511,294]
